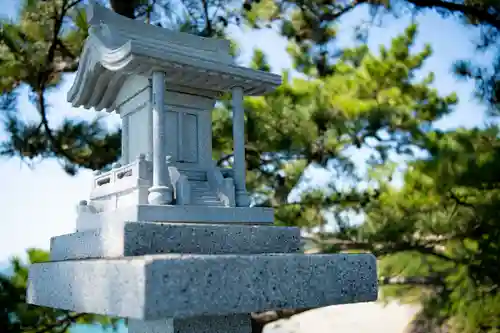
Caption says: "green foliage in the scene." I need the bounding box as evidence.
[238,1,500,330]
[1,248,120,333]
[212,25,456,232]
[242,0,500,111]
[354,127,500,332]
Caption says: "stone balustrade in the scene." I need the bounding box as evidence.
[89,154,152,213]
[83,155,239,210]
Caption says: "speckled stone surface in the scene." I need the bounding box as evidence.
[27,253,377,319]
[77,205,275,232]
[50,222,301,261]
[128,314,251,333]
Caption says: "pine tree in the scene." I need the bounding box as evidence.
[343,126,500,332]
[1,249,120,332]
[242,0,499,111]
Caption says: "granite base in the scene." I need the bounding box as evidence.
[27,253,377,320]
[50,222,301,260]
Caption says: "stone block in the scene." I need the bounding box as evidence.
[77,205,275,232]
[50,222,301,260]
[27,253,377,319]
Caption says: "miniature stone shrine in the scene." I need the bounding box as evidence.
[27,2,378,333]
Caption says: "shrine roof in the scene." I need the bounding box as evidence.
[67,1,282,111]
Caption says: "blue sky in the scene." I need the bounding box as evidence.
[0,1,492,265]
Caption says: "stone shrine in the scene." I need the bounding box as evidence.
[27,2,378,333]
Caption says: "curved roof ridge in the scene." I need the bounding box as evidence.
[67,2,282,112]
[86,1,230,53]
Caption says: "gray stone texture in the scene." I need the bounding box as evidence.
[128,314,251,333]
[27,253,377,320]
[50,222,301,261]
[81,205,275,231]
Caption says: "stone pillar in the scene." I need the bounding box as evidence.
[121,115,129,164]
[148,71,173,205]
[231,86,250,207]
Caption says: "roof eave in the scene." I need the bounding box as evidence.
[67,25,282,111]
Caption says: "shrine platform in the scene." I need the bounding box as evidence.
[76,204,275,231]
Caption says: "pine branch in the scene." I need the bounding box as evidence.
[200,0,214,36]
[36,89,82,167]
[38,0,71,87]
[319,0,500,31]
[404,0,500,30]
[216,153,233,166]
[31,0,86,168]
[30,313,86,333]
[448,190,475,209]
[65,0,83,11]
[56,39,75,59]
[379,275,443,286]
[313,237,462,263]
[53,58,80,73]
[319,0,366,22]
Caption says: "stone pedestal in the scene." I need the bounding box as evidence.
[28,221,377,332]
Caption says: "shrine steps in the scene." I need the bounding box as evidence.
[190,180,224,207]
[181,169,207,181]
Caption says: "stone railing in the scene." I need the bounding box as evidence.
[76,154,152,230]
[89,154,152,212]
[207,161,235,207]
[167,165,191,205]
